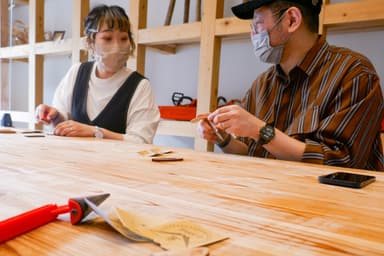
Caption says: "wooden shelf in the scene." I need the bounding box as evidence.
[138,22,201,45]
[2,1,382,59]
[136,1,384,49]
[0,38,86,59]
[0,0,89,128]
[0,44,29,59]
[323,0,384,31]
[156,120,197,137]
[215,17,249,38]
[34,39,73,55]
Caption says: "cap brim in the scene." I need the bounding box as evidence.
[231,0,274,20]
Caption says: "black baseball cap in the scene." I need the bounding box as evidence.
[232,0,323,20]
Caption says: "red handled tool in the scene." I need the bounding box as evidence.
[41,111,50,124]
[0,193,110,243]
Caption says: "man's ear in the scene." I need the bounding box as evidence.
[286,7,302,33]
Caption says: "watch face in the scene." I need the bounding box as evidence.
[260,125,275,144]
[95,130,103,138]
[95,126,103,138]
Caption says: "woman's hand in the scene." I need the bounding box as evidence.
[35,104,61,125]
[54,120,94,137]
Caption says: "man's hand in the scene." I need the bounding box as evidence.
[208,105,263,139]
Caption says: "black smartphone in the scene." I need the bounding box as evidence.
[318,172,375,188]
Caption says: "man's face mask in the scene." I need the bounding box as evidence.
[93,44,130,74]
[251,10,288,64]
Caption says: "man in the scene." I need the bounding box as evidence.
[197,0,384,170]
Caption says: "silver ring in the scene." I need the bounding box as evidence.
[220,122,225,129]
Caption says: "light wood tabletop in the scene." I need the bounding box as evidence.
[0,134,383,255]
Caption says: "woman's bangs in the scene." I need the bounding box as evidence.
[101,10,129,32]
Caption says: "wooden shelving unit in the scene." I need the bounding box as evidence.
[0,0,88,126]
[0,0,383,148]
[129,0,384,151]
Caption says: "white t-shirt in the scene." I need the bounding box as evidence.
[52,62,160,143]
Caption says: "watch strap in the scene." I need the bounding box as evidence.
[217,134,231,148]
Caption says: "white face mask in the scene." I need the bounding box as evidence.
[251,11,287,64]
[251,31,284,64]
[93,44,130,74]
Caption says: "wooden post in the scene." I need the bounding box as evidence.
[183,0,190,23]
[0,0,9,46]
[165,0,176,26]
[28,0,44,129]
[195,0,224,151]
[196,0,201,22]
[128,0,147,74]
[1,0,10,109]
[319,0,329,35]
[72,0,89,63]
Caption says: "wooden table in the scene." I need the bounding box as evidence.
[0,134,383,255]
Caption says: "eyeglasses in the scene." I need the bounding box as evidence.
[250,8,289,34]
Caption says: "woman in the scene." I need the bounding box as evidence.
[35,5,159,143]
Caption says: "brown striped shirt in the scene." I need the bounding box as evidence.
[242,36,384,170]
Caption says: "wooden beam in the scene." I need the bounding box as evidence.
[35,0,44,43]
[0,59,9,109]
[28,53,43,129]
[1,0,9,47]
[323,0,384,31]
[195,0,224,152]
[0,45,30,58]
[34,40,72,55]
[183,0,190,23]
[0,1,382,60]
[28,0,44,129]
[148,44,177,55]
[212,1,384,37]
[164,0,176,26]
[128,0,147,74]
[138,22,201,45]
[196,0,201,22]
[318,0,329,35]
[215,17,249,38]
[1,0,10,109]
[72,0,89,63]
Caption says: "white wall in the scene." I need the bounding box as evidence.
[9,0,384,148]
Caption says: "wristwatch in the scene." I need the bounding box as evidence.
[258,123,275,145]
[94,126,104,139]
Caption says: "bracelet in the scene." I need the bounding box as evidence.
[216,134,231,148]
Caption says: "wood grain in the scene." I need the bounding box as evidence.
[0,134,383,255]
